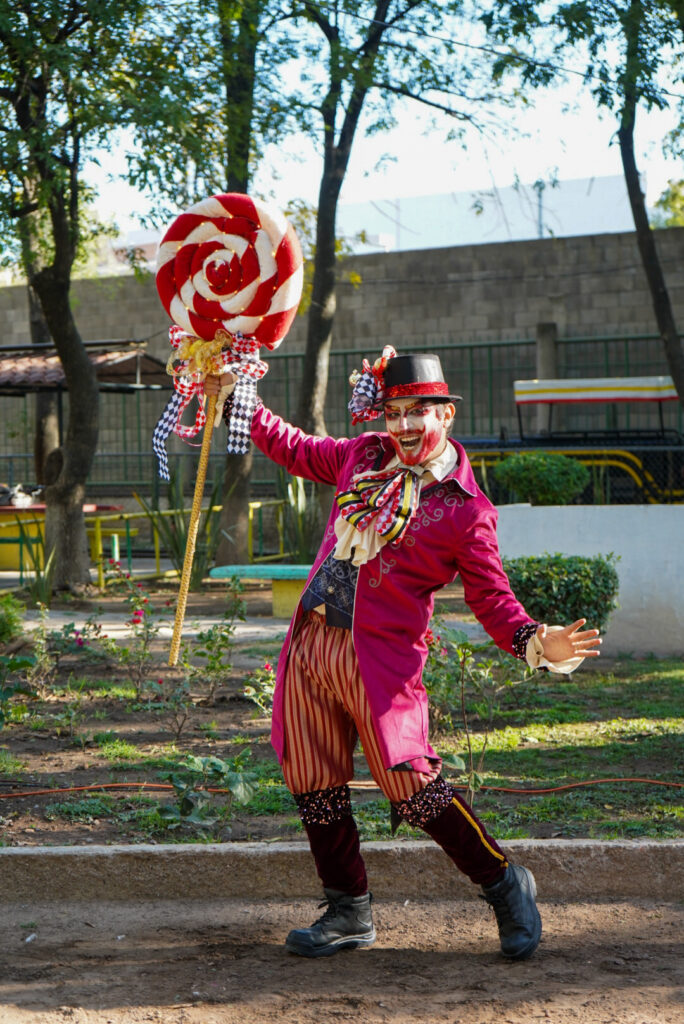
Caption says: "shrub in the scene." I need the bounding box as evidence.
[493,452,590,505]
[502,553,620,633]
[0,593,24,645]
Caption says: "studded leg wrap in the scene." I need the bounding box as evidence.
[294,784,353,826]
[294,786,367,896]
[392,775,455,827]
[393,775,508,886]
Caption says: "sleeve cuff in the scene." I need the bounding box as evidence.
[526,625,585,675]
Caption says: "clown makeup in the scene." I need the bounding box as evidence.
[384,398,455,466]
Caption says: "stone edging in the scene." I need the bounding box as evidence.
[1,839,681,902]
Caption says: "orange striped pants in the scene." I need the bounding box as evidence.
[281,611,440,802]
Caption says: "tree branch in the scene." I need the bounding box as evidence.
[373,80,480,119]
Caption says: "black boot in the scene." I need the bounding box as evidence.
[285,888,376,958]
[481,864,542,960]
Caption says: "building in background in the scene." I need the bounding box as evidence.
[338,175,636,253]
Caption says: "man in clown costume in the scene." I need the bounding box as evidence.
[205,349,601,962]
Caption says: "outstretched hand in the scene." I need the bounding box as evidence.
[538,619,601,663]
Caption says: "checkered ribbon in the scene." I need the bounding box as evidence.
[336,465,420,544]
[153,328,268,479]
[348,345,396,425]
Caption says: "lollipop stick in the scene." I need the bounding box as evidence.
[168,393,218,667]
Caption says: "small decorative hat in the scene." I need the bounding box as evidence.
[348,348,461,424]
[383,353,462,404]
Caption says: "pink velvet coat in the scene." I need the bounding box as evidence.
[251,404,535,771]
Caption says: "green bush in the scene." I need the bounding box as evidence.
[493,452,590,505]
[0,593,25,645]
[502,553,619,633]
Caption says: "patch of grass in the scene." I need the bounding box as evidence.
[230,734,254,746]
[353,798,394,840]
[0,747,25,775]
[106,746,183,772]
[50,676,137,701]
[94,737,141,762]
[45,794,118,822]
[239,639,285,658]
[44,792,168,835]
[242,779,296,816]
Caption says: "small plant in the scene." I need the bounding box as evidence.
[492,452,590,505]
[423,623,532,804]
[14,516,57,605]
[198,719,220,741]
[50,676,90,745]
[502,552,620,633]
[243,661,276,717]
[188,580,245,704]
[0,653,36,729]
[151,674,195,742]
[104,563,163,697]
[26,606,113,697]
[158,751,257,833]
[0,593,25,645]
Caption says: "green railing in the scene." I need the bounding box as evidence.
[0,333,681,495]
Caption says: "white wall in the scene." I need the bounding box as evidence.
[496,505,684,657]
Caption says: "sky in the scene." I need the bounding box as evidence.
[95,76,682,241]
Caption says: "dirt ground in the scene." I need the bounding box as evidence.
[0,897,682,1024]
[2,582,682,1022]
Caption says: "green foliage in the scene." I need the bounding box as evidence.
[492,452,590,505]
[150,674,195,742]
[159,751,257,834]
[422,623,532,803]
[0,593,25,645]
[0,652,37,729]
[653,179,684,228]
[135,466,224,589]
[276,468,322,563]
[502,553,620,633]
[14,518,56,606]
[102,565,163,697]
[187,580,245,704]
[243,660,276,717]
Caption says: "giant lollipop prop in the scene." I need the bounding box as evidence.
[154,193,303,665]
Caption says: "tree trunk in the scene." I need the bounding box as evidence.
[215,0,263,563]
[27,284,60,484]
[32,266,99,590]
[618,9,684,406]
[295,167,339,436]
[216,449,253,564]
[293,0,391,434]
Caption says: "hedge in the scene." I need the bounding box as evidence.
[502,552,620,633]
[493,452,590,505]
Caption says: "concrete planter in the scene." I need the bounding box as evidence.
[496,504,684,657]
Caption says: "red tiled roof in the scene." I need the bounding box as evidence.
[0,345,169,392]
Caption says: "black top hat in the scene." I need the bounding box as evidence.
[383,354,462,403]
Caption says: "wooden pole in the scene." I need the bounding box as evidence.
[168,393,217,666]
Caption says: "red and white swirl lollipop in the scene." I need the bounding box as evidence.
[156,192,303,348]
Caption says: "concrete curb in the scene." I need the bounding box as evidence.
[1,839,682,903]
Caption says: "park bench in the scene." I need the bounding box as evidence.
[210,563,312,618]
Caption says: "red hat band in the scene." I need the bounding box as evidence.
[384,381,450,399]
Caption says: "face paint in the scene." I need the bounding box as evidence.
[384,399,451,466]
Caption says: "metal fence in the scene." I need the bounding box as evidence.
[1,333,682,501]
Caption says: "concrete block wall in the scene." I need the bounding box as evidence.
[1,227,683,479]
